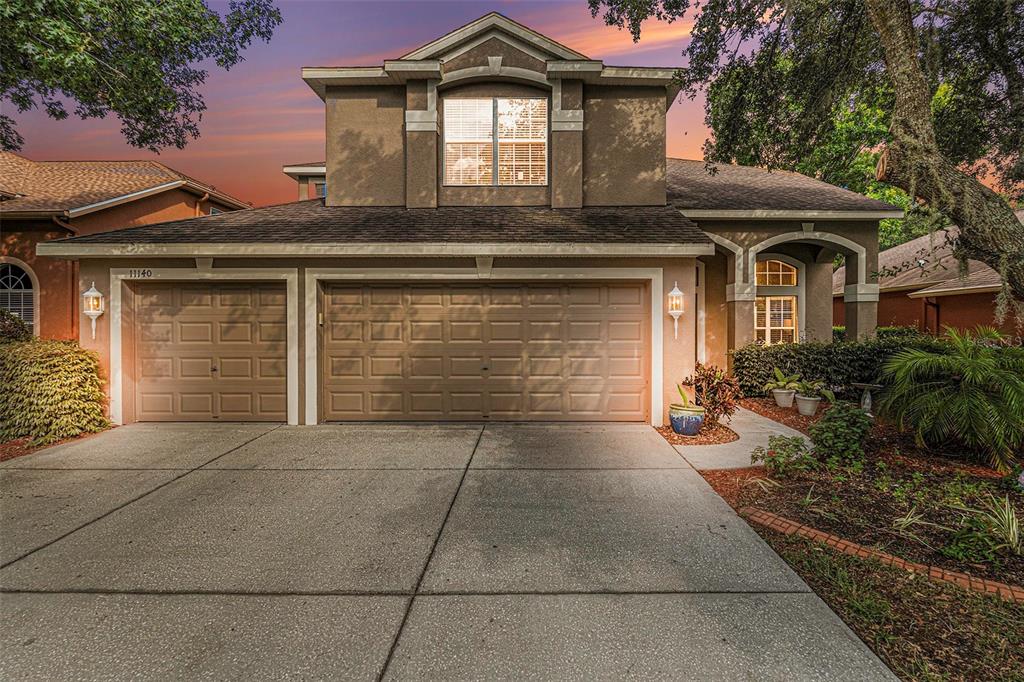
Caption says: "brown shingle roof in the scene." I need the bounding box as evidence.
[832,210,1023,295]
[0,151,248,214]
[53,199,710,245]
[666,158,899,213]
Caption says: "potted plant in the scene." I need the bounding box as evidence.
[669,384,705,436]
[764,367,801,408]
[794,380,835,417]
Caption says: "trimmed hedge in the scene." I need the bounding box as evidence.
[0,340,109,444]
[832,325,924,343]
[0,308,32,342]
[732,336,949,399]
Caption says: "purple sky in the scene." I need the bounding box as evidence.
[12,0,707,206]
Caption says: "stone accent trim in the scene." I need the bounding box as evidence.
[738,506,1024,603]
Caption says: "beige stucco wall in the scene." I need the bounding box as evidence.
[72,255,699,427]
[582,85,666,206]
[325,85,406,206]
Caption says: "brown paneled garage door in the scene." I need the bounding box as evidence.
[321,282,649,421]
[132,282,287,421]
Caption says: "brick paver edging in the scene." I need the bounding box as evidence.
[738,505,1024,603]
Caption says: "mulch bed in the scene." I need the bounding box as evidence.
[655,422,739,446]
[702,447,1024,586]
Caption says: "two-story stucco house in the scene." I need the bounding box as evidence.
[38,13,900,427]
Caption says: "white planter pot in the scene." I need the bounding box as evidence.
[772,389,796,408]
[795,394,821,417]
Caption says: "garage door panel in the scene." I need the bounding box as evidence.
[133,283,286,422]
[321,282,649,422]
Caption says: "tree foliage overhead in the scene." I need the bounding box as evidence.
[0,0,282,151]
[589,0,1024,306]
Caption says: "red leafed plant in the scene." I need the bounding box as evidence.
[682,363,741,426]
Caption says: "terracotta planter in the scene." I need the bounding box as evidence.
[669,403,705,436]
[771,389,796,408]
[795,394,821,416]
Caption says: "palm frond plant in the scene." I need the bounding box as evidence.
[878,326,1024,472]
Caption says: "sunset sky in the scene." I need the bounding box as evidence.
[11,0,708,206]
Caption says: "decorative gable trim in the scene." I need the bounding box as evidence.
[400,12,587,61]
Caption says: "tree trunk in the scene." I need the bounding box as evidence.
[864,0,1024,304]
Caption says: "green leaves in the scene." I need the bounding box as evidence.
[0,339,108,445]
[878,327,1024,472]
[0,0,282,151]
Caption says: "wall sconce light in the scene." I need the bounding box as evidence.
[667,281,684,339]
[82,282,105,340]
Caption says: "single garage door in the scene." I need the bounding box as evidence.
[133,282,287,421]
[321,282,649,421]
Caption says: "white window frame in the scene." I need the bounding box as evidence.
[754,253,806,343]
[755,295,799,345]
[0,256,40,336]
[442,96,549,187]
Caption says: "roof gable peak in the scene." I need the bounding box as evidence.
[400,12,588,61]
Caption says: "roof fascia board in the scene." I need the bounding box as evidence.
[282,165,327,180]
[37,241,716,259]
[908,284,1002,298]
[181,182,250,210]
[680,209,905,220]
[401,14,586,61]
[65,180,186,218]
[440,28,554,63]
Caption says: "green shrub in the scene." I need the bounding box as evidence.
[751,435,817,476]
[732,335,949,399]
[0,308,32,342]
[876,325,926,341]
[681,363,741,425]
[832,326,846,342]
[0,339,108,444]
[878,327,1024,472]
[809,402,873,467]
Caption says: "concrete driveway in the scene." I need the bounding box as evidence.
[0,423,893,680]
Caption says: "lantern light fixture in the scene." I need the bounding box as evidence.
[667,281,684,339]
[82,282,105,340]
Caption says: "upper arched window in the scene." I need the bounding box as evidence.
[756,259,798,286]
[0,262,35,327]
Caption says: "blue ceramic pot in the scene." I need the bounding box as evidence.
[669,403,705,436]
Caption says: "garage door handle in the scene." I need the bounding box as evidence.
[211,367,218,373]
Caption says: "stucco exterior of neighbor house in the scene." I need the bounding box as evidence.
[832,210,1024,335]
[1,152,249,340]
[36,13,900,427]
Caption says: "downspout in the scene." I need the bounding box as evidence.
[195,192,210,217]
[51,214,79,338]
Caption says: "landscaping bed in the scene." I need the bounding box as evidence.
[704,438,1023,585]
[655,422,738,446]
[761,534,1024,682]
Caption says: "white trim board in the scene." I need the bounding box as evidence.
[681,209,904,220]
[40,242,716,258]
[107,268,300,426]
[304,267,666,427]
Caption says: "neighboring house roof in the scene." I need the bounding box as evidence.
[832,210,1024,297]
[0,151,250,217]
[39,200,713,257]
[667,158,902,218]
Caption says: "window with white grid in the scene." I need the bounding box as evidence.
[443,97,547,186]
[756,259,798,286]
[755,295,798,345]
[0,262,35,328]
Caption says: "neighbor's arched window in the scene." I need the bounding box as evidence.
[0,262,35,328]
[755,259,798,286]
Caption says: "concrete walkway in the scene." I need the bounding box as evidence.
[676,407,809,470]
[1,422,891,680]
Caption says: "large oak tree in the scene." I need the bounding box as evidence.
[589,0,1023,312]
[1,0,282,152]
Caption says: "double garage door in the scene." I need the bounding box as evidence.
[321,282,650,421]
[132,281,650,422]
